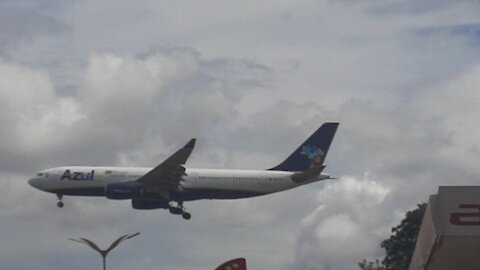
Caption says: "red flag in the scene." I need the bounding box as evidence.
[215,258,247,270]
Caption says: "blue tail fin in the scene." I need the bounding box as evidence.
[269,122,339,172]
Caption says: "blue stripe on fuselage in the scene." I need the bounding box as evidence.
[171,188,267,201]
[44,186,266,201]
[46,187,105,196]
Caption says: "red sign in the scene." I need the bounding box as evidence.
[450,204,480,225]
[215,258,247,270]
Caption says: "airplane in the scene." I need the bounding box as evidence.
[29,122,339,220]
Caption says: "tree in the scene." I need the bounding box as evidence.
[358,259,384,270]
[359,203,427,270]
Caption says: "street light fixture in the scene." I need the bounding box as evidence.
[69,232,140,270]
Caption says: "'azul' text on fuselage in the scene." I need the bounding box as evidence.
[60,170,95,181]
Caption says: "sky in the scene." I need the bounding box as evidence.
[2,0,480,269]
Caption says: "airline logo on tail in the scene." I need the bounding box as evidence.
[301,145,325,168]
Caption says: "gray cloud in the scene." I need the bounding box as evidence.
[0,3,70,53]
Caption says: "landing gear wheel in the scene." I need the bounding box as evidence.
[169,201,191,220]
[182,212,191,220]
[169,207,183,215]
[56,194,64,208]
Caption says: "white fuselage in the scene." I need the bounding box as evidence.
[29,166,328,200]
[27,123,338,218]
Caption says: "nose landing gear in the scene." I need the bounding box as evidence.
[56,194,64,208]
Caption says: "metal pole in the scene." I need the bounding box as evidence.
[69,233,140,270]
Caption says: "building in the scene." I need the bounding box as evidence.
[409,186,480,270]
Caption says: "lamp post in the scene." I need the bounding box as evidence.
[69,232,140,270]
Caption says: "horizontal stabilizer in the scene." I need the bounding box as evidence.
[291,165,325,183]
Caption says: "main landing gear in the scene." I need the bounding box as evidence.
[169,201,191,220]
[56,194,64,208]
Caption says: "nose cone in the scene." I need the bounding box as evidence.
[28,177,41,190]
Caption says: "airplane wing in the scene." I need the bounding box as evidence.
[137,139,196,193]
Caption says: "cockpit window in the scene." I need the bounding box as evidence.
[37,173,44,177]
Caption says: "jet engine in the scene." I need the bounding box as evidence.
[105,181,144,200]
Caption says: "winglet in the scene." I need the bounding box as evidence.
[184,138,196,150]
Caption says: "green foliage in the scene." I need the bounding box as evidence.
[381,203,426,270]
[359,203,427,270]
[358,259,385,270]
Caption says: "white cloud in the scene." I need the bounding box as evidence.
[413,65,480,175]
[0,61,85,170]
[290,176,390,270]
[2,1,480,270]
